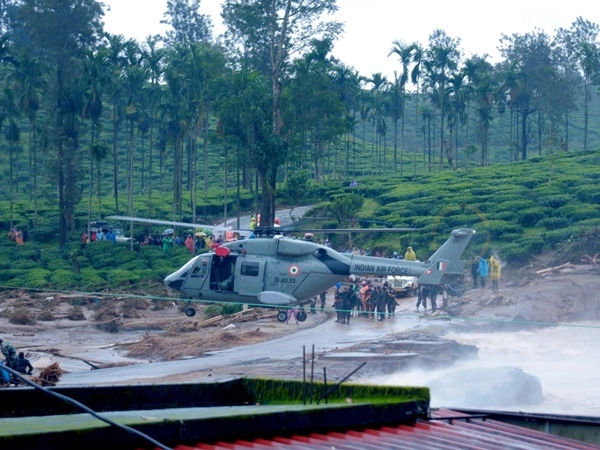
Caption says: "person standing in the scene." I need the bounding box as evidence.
[286,306,299,325]
[416,285,429,311]
[478,256,489,288]
[319,291,327,311]
[0,338,17,370]
[185,234,195,255]
[489,255,501,290]
[471,256,480,289]
[333,290,343,323]
[106,229,116,243]
[375,286,387,321]
[340,287,353,324]
[404,246,416,261]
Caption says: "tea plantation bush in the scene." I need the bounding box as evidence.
[537,217,570,230]
[516,207,553,227]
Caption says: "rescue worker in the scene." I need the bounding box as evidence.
[489,255,501,290]
[375,286,387,321]
[384,282,397,317]
[16,352,33,375]
[404,246,416,261]
[0,338,17,370]
[333,289,343,323]
[429,284,439,313]
[416,284,429,311]
[340,286,354,324]
[319,291,327,311]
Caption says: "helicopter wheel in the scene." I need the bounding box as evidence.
[185,307,197,317]
[297,308,307,322]
[276,310,288,323]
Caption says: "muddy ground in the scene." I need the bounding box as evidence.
[1,257,599,385]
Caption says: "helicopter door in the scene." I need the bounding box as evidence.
[234,258,265,296]
[181,255,211,296]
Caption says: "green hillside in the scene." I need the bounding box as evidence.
[1,150,599,295]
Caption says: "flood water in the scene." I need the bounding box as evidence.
[369,320,600,417]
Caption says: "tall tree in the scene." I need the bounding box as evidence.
[556,17,600,151]
[161,0,213,45]
[222,0,341,227]
[17,0,104,246]
[425,29,461,170]
[410,42,424,176]
[499,30,559,160]
[388,40,413,174]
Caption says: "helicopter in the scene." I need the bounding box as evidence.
[107,215,475,323]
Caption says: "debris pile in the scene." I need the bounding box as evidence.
[32,362,63,386]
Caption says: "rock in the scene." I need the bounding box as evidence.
[428,366,543,408]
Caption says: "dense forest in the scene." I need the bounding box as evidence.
[0,0,600,248]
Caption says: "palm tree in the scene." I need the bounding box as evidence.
[410,42,424,177]
[0,87,20,227]
[388,40,413,174]
[7,49,46,222]
[365,73,388,173]
[105,33,128,213]
[140,35,165,219]
[446,71,469,168]
[425,29,461,170]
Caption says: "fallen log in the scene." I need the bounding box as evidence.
[536,262,572,275]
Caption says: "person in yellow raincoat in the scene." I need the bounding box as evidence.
[404,246,416,261]
[489,255,501,290]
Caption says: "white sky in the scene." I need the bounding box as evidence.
[102,0,599,79]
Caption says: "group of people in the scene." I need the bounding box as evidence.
[81,229,117,244]
[332,279,398,324]
[471,255,502,290]
[7,227,27,245]
[0,338,33,386]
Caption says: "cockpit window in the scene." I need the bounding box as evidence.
[191,257,209,278]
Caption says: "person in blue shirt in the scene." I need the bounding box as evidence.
[478,256,489,288]
[106,229,116,243]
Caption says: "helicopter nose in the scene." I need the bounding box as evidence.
[165,278,184,291]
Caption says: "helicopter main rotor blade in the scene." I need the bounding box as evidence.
[280,227,422,233]
[106,215,243,234]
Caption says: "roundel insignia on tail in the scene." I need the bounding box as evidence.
[288,264,301,276]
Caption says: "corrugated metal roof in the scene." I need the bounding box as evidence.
[172,409,600,450]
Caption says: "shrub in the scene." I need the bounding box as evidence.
[37,308,55,321]
[23,268,52,289]
[51,270,78,290]
[204,303,242,317]
[537,194,573,209]
[499,243,533,266]
[537,217,570,230]
[541,228,578,247]
[557,204,600,222]
[9,307,36,325]
[574,185,600,204]
[476,220,522,240]
[495,199,538,212]
[78,267,108,291]
[516,207,553,227]
[106,269,142,285]
[67,306,86,321]
[94,305,120,332]
[518,236,545,254]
